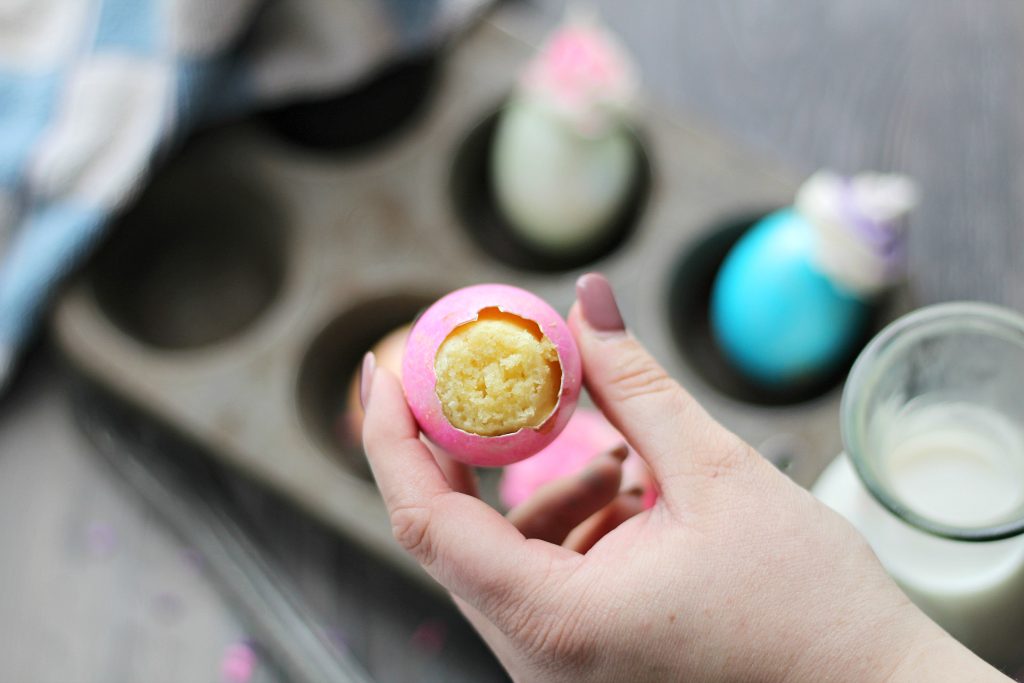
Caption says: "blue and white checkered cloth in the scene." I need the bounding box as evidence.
[0,0,487,394]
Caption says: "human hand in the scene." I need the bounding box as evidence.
[361,274,1008,682]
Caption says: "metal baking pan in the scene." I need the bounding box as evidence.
[52,18,881,588]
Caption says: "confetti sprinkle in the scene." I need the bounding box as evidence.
[152,591,185,622]
[221,641,258,683]
[86,521,118,558]
[326,627,350,654]
[410,619,447,655]
[181,548,205,573]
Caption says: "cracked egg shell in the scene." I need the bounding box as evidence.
[402,284,581,466]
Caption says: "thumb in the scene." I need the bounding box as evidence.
[570,274,757,507]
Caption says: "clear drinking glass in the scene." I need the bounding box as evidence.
[829,302,1024,668]
[842,302,1024,541]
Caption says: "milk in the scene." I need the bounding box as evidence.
[813,401,1024,669]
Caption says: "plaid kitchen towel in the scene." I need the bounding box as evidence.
[0,0,488,394]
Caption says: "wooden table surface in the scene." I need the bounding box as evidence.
[1,2,1022,681]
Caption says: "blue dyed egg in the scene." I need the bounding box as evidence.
[710,209,869,386]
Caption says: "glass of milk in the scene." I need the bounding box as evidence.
[814,302,1024,669]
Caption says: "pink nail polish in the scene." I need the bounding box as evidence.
[576,273,625,333]
[360,351,376,410]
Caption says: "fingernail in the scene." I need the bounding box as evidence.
[584,446,627,484]
[359,351,376,410]
[576,273,625,333]
[607,443,629,462]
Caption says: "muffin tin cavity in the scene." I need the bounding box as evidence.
[667,212,884,406]
[91,163,287,351]
[261,52,440,154]
[450,105,651,273]
[296,294,436,478]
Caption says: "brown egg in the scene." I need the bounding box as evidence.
[340,323,411,445]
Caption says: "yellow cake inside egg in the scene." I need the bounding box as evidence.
[434,308,562,436]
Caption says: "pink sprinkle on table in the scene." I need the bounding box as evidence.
[221,641,258,683]
[86,521,118,558]
[410,619,448,655]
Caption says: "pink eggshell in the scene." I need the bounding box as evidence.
[499,408,657,509]
[402,284,582,466]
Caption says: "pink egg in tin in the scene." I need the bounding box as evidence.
[499,408,658,510]
[402,284,582,466]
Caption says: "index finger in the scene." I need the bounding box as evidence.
[569,274,759,506]
[361,359,575,612]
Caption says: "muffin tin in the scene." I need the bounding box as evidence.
[52,19,891,588]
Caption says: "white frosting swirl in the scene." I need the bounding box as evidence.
[796,171,918,296]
